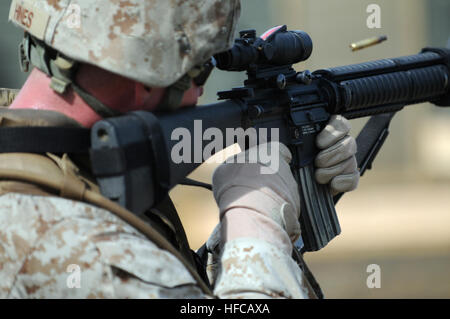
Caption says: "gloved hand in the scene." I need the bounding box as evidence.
[315,115,359,195]
[212,142,300,254]
[212,115,359,254]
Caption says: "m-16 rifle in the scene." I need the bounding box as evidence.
[90,25,450,255]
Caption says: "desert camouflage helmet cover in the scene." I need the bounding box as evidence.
[9,0,241,87]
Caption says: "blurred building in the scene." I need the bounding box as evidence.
[0,2,29,88]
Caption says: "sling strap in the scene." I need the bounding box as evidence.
[0,127,90,154]
[0,124,210,291]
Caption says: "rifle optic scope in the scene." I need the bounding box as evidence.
[215,25,313,71]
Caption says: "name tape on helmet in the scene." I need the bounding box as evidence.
[9,0,50,40]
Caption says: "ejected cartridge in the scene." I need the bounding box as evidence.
[350,35,387,51]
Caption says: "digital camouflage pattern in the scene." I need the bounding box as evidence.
[0,107,312,298]
[0,193,204,298]
[215,238,311,298]
[9,0,241,87]
[0,193,310,298]
[206,227,311,299]
[0,108,312,298]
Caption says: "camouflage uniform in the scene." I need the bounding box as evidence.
[0,108,311,299]
[0,194,309,298]
[0,193,205,298]
[1,0,318,298]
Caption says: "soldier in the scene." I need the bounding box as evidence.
[0,0,359,298]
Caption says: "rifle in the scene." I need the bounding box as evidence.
[90,25,450,255]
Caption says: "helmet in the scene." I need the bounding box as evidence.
[9,0,241,88]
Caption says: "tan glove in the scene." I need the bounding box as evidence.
[315,115,359,195]
[212,116,359,254]
[212,142,300,254]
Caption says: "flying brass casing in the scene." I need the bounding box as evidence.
[350,35,387,51]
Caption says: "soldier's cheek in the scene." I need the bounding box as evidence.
[140,86,166,111]
[179,83,203,108]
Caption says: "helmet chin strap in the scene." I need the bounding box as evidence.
[156,62,211,112]
[156,73,192,112]
[20,33,211,115]
[19,33,122,119]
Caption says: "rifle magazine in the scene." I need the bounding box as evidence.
[298,163,341,252]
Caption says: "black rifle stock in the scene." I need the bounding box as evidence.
[91,26,450,253]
